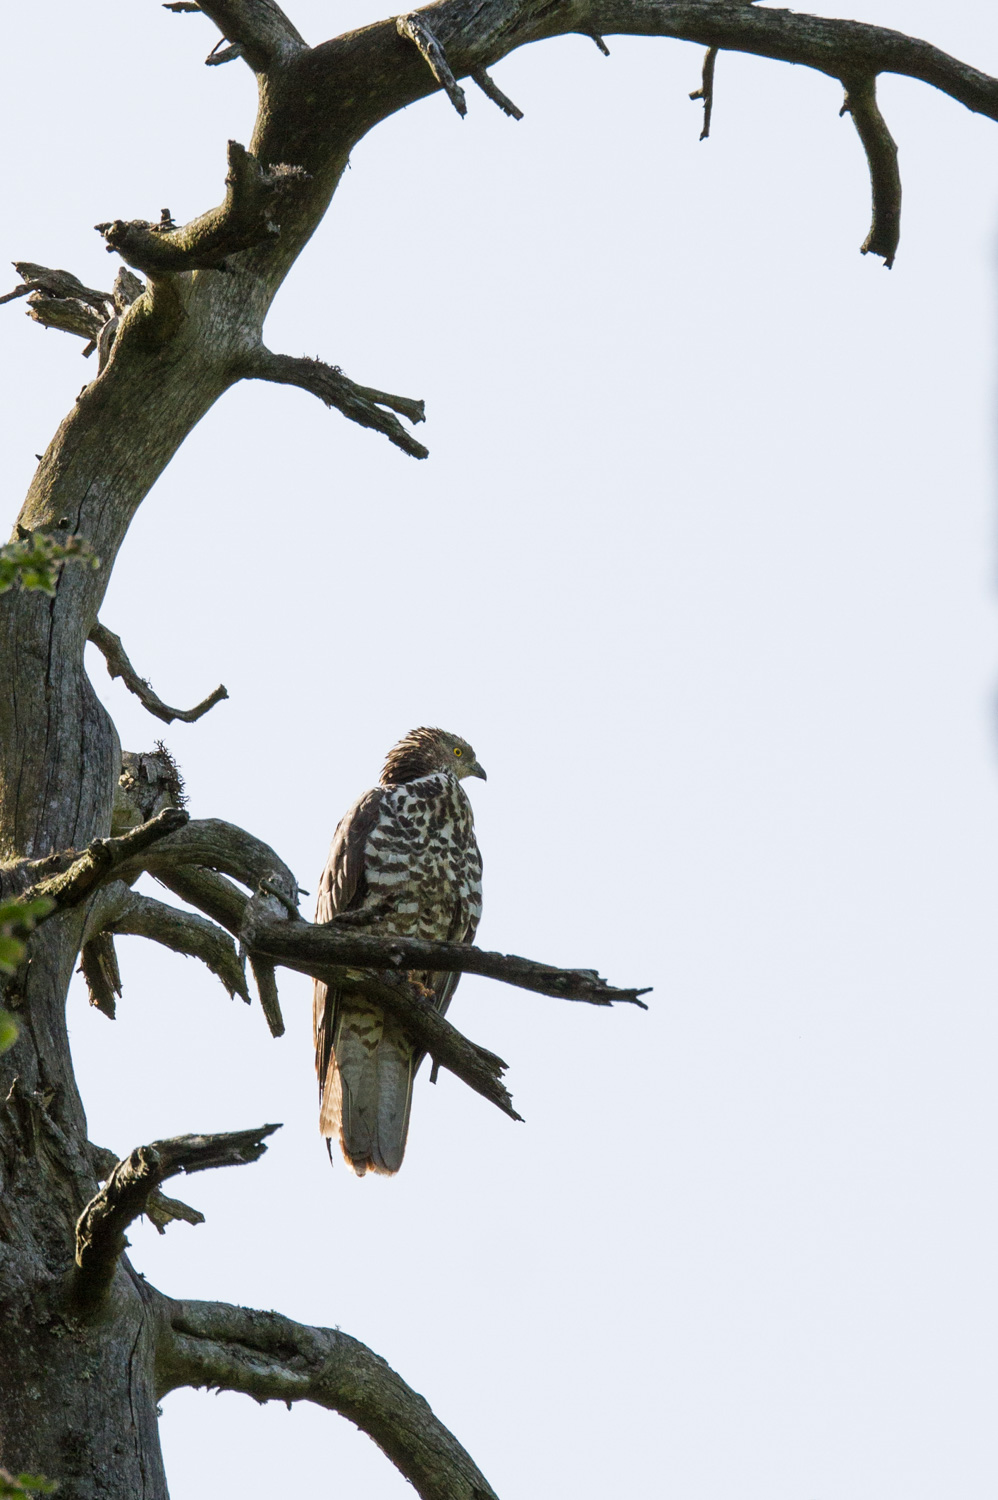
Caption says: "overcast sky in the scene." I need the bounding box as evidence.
[4,3,998,1497]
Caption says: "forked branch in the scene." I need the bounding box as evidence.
[84,881,250,1004]
[157,1298,499,1500]
[73,1125,279,1307]
[0,262,115,356]
[244,349,428,459]
[241,889,649,1120]
[89,1144,205,1234]
[89,621,228,725]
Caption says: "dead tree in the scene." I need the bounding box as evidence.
[1,2,996,1495]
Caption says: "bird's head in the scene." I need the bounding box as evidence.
[380,726,487,786]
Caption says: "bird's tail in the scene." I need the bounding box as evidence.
[316,989,416,1175]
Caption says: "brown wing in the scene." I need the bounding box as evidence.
[315,787,385,922]
[313,788,385,1107]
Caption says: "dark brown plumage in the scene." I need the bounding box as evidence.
[313,728,485,1175]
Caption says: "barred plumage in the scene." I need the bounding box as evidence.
[313,728,485,1175]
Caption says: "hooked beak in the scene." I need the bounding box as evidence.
[470,762,487,781]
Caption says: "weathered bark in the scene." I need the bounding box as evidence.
[2,1,996,1495]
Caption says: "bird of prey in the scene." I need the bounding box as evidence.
[313,726,486,1175]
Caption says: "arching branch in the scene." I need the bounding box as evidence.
[156,1298,499,1500]
[89,623,228,726]
[294,0,998,272]
[117,816,301,907]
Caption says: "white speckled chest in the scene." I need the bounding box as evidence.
[363,771,483,943]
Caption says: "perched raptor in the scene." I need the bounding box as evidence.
[313,727,486,1175]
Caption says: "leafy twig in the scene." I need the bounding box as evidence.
[0,533,98,595]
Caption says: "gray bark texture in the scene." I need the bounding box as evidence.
[1,1,995,1496]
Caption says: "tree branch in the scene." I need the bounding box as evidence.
[0,262,115,358]
[243,348,428,459]
[149,863,285,1033]
[157,1298,499,1500]
[79,931,122,1019]
[112,746,186,836]
[397,13,468,117]
[840,73,901,267]
[25,296,104,352]
[73,1125,279,1308]
[238,890,519,1116]
[95,141,307,278]
[189,1,307,73]
[587,4,998,120]
[240,890,648,1119]
[292,1,998,280]
[689,45,718,140]
[471,67,524,120]
[90,1144,205,1235]
[247,956,286,1037]
[89,621,228,725]
[153,863,249,932]
[21,807,190,915]
[0,263,113,316]
[118,817,301,910]
[105,889,250,1003]
[244,907,651,1008]
[343,965,521,1119]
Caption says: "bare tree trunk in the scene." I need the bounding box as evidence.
[1,1,996,1493]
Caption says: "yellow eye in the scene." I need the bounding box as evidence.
[453,746,463,757]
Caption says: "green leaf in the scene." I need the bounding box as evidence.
[0,895,55,974]
[0,934,24,974]
[0,532,99,595]
[0,1010,18,1054]
[0,1471,58,1497]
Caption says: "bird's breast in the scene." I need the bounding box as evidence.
[363,774,482,940]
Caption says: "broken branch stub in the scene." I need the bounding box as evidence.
[95,141,307,276]
[840,73,902,267]
[184,0,307,73]
[397,14,468,117]
[689,46,718,140]
[471,68,524,119]
[112,747,186,836]
[79,932,122,1019]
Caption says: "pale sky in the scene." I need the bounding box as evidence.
[4,4,998,1497]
